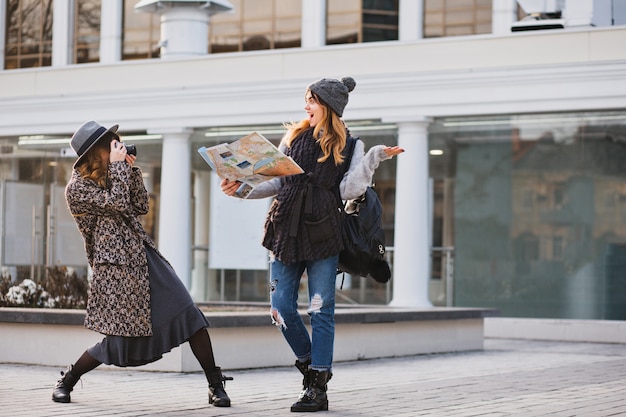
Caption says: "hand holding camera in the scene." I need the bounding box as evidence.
[110,140,137,164]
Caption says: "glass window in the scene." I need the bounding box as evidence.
[429,111,626,319]
[74,0,101,64]
[4,0,53,69]
[209,0,302,53]
[327,0,398,45]
[122,0,160,60]
[424,0,492,38]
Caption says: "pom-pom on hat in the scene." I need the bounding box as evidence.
[308,76,356,117]
[70,120,119,168]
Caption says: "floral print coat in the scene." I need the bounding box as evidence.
[65,161,161,337]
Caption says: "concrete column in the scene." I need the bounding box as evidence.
[390,119,432,307]
[135,1,233,58]
[190,170,211,301]
[52,0,72,66]
[159,8,209,58]
[100,0,123,63]
[399,0,424,40]
[156,128,192,288]
[492,0,518,34]
[301,0,326,48]
[0,0,6,69]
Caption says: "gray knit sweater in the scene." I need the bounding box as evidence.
[244,139,391,201]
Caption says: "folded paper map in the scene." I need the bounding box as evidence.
[198,132,304,197]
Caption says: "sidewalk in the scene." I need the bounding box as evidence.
[2,338,625,417]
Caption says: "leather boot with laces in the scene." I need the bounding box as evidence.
[52,365,80,403]
[294,359,311,399]
[207,366,233,407]
[290,369,332,412]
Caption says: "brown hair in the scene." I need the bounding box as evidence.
[76,132,117,188]
[283,90,347,165]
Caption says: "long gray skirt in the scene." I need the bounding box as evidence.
[87,244,210,367]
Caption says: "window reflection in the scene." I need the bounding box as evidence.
[75,0,101,64]
[122,0,160,60]
[424,0,492,38]
[4,0,53,69]
[209,0,302,53]
[327,0,398,45]
[429,111,626,319]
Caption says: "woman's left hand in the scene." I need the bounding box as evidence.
[383,146,405,158]
[125,154,136,166]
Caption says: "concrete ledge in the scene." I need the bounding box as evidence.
[485,317,626,344]
[0,305,498,372]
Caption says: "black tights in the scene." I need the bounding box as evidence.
[188,328,218,381]
[71,350,101,377]
[70,329,216,381]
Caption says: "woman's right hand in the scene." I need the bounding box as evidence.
[220,178,241,196]
[110,140,127,163]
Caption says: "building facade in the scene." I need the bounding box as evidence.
[1,0,625,319]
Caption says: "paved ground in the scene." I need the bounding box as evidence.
[2,338,625,417]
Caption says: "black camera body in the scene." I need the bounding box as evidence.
[125,144,137,156]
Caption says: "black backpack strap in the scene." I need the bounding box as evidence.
[342,136,358,176]
[335,136,358,208]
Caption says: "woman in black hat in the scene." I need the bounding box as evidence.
[221,77,403,412]
[51,121,231,407]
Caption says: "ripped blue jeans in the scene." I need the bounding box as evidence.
[269,255,337,372]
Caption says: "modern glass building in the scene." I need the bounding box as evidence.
[1,0,625,319]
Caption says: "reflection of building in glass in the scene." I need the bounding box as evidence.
[430,113,626,319]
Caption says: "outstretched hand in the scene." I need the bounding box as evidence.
[383,146,404,158]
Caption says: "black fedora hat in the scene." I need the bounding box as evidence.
[70,121,119,168]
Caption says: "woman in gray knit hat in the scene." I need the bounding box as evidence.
[221,77,403,412]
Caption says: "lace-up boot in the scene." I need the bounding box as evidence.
[294,359,312,398]
[52,365,80,403]
[207,367,232,407]
[290,369,332,412]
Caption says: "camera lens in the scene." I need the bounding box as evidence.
[125,144,137,156]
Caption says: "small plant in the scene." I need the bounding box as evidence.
[3,279,50,307]
[41,266,89,309]
[0,273,15,307]
[0,266,88,309]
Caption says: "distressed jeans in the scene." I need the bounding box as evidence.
[269,255,337,372]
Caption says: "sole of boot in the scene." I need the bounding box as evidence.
[290,401,329,412]
[209,394,231,407]
[52,395,70,404]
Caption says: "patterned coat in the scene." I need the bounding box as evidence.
[65,161,161,337]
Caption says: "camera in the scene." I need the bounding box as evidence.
[125,144,137,156]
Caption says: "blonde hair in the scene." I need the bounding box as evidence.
[283,90,347,165]
[76,133,116,188]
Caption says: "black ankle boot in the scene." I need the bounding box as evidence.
[207,367,232,407]
[290,369,332,412]
[52,365,80,403]
[294,359,311,397]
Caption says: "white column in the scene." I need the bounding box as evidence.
[157,128,192,288]
[301,0,326,48]
[492,0,517,34]
[100,0,123,63]
[0,0,6,69]
[390,119,432,307]
[399,0,424,40]
[52,0,72,66]
[190,170,211,301]
[159,8,209,58]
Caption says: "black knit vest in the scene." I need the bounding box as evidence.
[262,128,347,264]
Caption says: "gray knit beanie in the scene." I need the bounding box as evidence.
[308,76,356,117]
